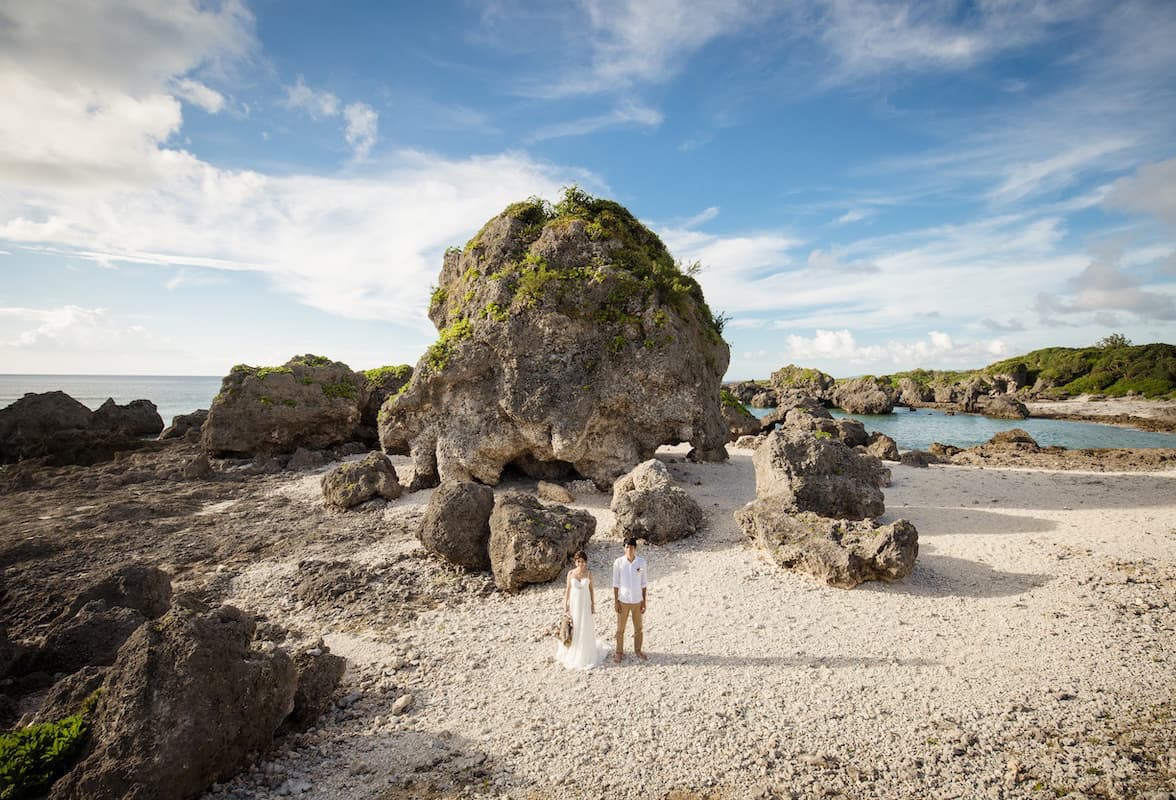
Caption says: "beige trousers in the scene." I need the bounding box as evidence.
[615,601,644,655]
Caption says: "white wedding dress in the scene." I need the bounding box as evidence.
[556,577,609,670]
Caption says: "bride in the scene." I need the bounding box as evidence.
[556,550,608,670]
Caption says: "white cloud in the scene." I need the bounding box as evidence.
[344,102,379,160]
[782,328,1008,369]
[806,248,879,274]
[681,206,719,228]
[526,101,662,142]
[1105,158,1176,229]
[172,78,226,114]
[0,305,129,349]
[833,208,871,225]
[283,76,340,118]
[989,138,1134,203]
[532,0,770,96]
[0,0,253,190]
[0,150,581,322]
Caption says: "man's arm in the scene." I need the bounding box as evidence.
[612,559,620,608]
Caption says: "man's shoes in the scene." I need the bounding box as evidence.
[613,653,622,664]
[635,651,648,661]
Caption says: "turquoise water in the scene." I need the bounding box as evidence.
[748,405,1176,451]
[0,375,222,426]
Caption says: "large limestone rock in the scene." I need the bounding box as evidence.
[750,427,888,520]
[769,365,834,400]
[721,394,761,441]
[50,605,297,800]
[980,393,1029,419]
[830,377,895,415]
[91,398,164,436]
[897,377,929,406]
[202,355,372,457]
[359,365,412,443]
[610,459,704,544]
[488,492,595,592]
[0,391,147,465]
[420,480,496,570]
[866,432,899,461]
[737,500,918,588]
[379,190,730,489]
[159,409,209,441]
[320,451,403,510]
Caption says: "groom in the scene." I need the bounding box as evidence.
[612,536,648,663]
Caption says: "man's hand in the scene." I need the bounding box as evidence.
[640,600,646,613]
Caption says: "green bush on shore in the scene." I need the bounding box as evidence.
[0,691,100,800]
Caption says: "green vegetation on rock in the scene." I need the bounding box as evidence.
[881,339,1176,399]
[424,318,474,372]
[363,365,412,383]
[320,382,357,400]
[0,691,99,800]
[720,388,744,409]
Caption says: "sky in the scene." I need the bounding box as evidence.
[1,0,1174,380]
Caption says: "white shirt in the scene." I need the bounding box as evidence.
[612,555,648,605]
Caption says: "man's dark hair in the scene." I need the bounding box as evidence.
[624,536,638,547]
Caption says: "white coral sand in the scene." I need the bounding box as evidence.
[205,445,1176,800]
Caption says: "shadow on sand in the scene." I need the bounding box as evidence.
[862,550,1052,599]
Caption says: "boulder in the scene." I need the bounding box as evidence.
[928,442,962,459]
[488,492,595,592]
[379,191,730,489]
[285,642,347,731]
[49,605,298,800]
[420,480,496,570]
[0,391,146,465]
[159,409,208,441]
[769,365,835,400]
[182,452,213,480]
[899,450,939,468]
[981,394,1029,419]
[722,399,761,441]
[537,480,575,504]
[866,433,899,461]
[202,354,371,457]
[750,427,888,520]
[91,398,164,436]
[31,666,106,725]
[989,428,1039,447]
[736,501,918,589]
[62,564,173,621]
[749,390,778,408]
[733,434,765,449]
[610,459,704,544]
[830,377,895,415]
[725,381,763,403]
[835,418,869,448]
[321,452,402,510]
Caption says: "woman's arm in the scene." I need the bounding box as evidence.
[564,574,571,614]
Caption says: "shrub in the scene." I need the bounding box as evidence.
[0,692,99,800]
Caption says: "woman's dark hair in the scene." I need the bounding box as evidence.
[572,550,587,562]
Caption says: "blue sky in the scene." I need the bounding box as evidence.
[1,0,1174,379]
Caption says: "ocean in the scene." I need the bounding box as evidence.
[749,405,1176,451]
[0,375,223,427]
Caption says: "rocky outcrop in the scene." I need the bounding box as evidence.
[769,365,834,400]
[830,377,895,415]
[50,604,298,800]
[722,398,761,441]
[286,642,347,731]
[736,427,917,588]
[725,381,764,404]
[737,501,918,589]
[899,450,939,468]
[320,452,402,510]
[749,427,889,520]
[866,433,899,461]
[159,409,209,441]
[202,355,371,457]
[896,377,930,407]
[379,191,730,489]
[91,398,164,436]
[750,390,778,408]
[980,394,1029,419]
[488,492,595,592]
[420,480,496,570]
[733,434,766,449]
[929,442,962,459]
[610,459,704,544]
[359,365,412,443]
[0,391,152,465]
[990,428,1039,447]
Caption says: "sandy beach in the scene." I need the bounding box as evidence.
[184,445,1176,800]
